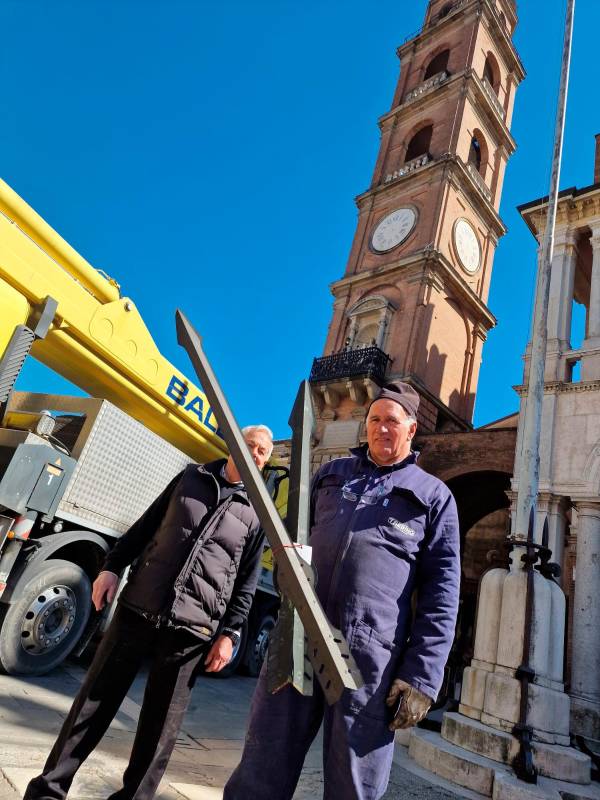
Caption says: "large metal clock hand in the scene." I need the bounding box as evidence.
[175,310,363,704]
[267,380,315,696]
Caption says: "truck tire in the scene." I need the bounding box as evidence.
[0,559,92,676]
[245,612,276,677]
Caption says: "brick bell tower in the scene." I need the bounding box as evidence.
[309,0,524,456]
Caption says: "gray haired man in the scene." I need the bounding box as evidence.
[25,425,273,800]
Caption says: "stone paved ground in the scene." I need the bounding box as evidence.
[0,661,478,799]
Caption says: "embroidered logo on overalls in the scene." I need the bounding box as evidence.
[388,517,415,536]
[342,482,386,505]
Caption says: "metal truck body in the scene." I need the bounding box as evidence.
[0,178,279,676]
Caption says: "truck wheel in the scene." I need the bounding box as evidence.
[245,613,276,677]
[0,559,92,676]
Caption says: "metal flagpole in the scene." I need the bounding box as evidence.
[514,0,576,541]
[511,0,576,783]
[267,380,315,696]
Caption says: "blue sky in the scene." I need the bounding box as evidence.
[2,0,594,440]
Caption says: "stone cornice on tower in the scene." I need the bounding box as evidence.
[423,0,519,32]
[355,155,507,238]
[330,246,497,331]
[378,69,517,155]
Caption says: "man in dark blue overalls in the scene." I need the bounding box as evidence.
[224,383,460,800]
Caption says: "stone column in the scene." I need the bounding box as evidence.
[323,296,349,354]
[570,501,600,741]
[587,229,600,338]
[536,493,568,576]
[581,227,600,381]
[375,309,388,349]
[545,229,578,382]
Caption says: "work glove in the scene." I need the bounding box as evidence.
[385,678,432,731]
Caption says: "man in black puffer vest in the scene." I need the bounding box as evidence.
[24,425,273,800]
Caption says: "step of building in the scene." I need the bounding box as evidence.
[493,771,600,800]
[409,728,600,800]
[442,712,591,784]
[409,727,506,796]
[492,772,562,800]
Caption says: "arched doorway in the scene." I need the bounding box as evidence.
[437,470,512,707]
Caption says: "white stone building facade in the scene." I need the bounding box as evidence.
[516,155,600,743]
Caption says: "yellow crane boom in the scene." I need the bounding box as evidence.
[0,178,227,462]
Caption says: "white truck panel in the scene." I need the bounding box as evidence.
[9,392,193,536]
[58,400,192,535]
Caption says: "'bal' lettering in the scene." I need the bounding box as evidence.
[166,376,188,406]
[204,408,217,433]
[185,395,204,422]
[166,375,223,437]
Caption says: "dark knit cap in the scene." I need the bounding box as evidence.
[368,382,420,419]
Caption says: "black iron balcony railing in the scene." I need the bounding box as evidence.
[309,346,391,385]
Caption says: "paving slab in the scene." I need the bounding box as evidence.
[0,773,18,800]
[0,659,545,799]
[170,785,223,800]
[2,768,116,799]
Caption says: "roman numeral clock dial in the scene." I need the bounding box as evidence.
[453,218,481,274]
[371,207,417,253]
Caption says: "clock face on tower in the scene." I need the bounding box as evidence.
[371,207,417,253]
[453,218,481,274]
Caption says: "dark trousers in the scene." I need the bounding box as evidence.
[24,605,208,800]
[223,665,395,800]
[225,610,401,800]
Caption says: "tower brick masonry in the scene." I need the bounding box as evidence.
[310,0,524,451]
